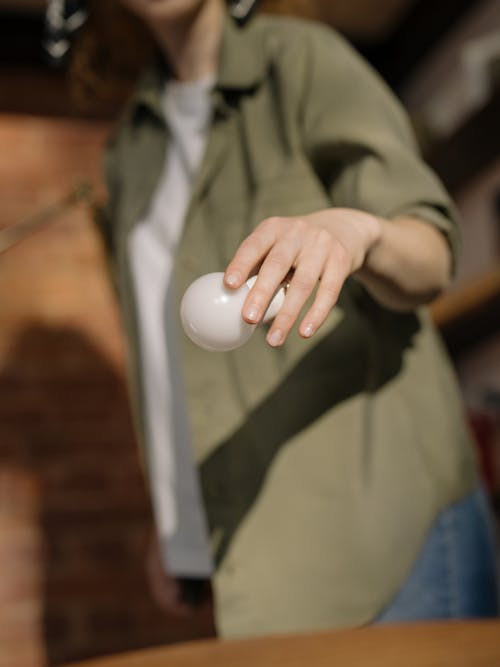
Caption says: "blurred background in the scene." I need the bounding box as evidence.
[0,1,499,665]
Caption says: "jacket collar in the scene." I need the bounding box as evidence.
[217,11,267,90]
[131,13,267,120]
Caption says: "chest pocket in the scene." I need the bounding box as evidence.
[202,86,333,266]
[252,162,332,220]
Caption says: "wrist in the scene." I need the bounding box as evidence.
[346,210,384,272]
[364,213,384,252]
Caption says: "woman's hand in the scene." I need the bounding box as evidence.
[224,208,382,347]
[224,207,452,347]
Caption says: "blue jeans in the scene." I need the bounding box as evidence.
[376,487,499,623]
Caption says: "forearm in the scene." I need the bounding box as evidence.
[355,216,453,311]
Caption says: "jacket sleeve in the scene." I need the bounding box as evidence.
[299,24,460,267]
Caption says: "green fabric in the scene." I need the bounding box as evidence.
[99,14,477,637]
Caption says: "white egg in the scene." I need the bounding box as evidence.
[180,272,287,352]
[180,272,256,351]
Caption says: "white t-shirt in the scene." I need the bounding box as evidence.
[129,76,214,577]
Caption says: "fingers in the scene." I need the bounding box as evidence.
[297,256,348,339]
[267,244,351,347]
[224,217,283,289]
[264,245,328,346]
[241,233,303,325]
[224,215,354,346]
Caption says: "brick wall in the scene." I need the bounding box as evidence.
[0,115,214,665]
[0,468,45,667]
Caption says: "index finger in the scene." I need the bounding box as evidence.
[224,217,282,288]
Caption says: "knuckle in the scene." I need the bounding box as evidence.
[317,228,332,245]
[261,216,283,231]
[292,217,309,234]
[311,302,330,320]
[276,310,296,328]
[249,285,271,303]
[332,240,350,265]
[320,280,340,300]
[238,235,261,257]
[265,250,289,270]
[291,272,316,293]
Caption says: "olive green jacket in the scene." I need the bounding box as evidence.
[99,14,477,637]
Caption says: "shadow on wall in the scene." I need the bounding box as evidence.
[0,324,215,666]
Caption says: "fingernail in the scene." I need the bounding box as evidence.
[245,305,259,322]
[268,329,283,347]
[226,273,238,287]
[303,323,314,338]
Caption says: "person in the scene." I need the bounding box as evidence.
[72,0,499,637]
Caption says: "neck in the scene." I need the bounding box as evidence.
[152,0,225,82]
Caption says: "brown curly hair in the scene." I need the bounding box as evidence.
[69,0,321,115]
[69,1,154,114]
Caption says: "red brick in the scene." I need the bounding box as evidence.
[0,113,215,664]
